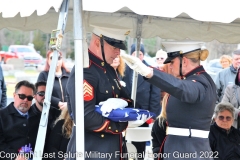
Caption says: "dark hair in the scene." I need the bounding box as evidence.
[35,81,46,94]
[15,80,35,94]
[131,43,145,55]
[44,50,70,73]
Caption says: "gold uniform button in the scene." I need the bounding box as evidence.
[116,94,118,98]
[108,126,111,129]
[101,134,104,138]
[106,90,108,93]
[112,86,114,89]
[115,130,118,133]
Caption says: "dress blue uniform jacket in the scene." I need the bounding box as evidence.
[66,50,133,160]
[147,66,217,160]
[123,60,161,116]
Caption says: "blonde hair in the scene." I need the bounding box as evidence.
[116,56,125,77]
[158,93,169,126]
[219,55,232,64]
[55,107,73,138]
[183,49,209,63]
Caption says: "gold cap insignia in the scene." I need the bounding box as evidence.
[124,31,130,35]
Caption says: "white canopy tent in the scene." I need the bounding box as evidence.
[1,0,240,160]
[1,0,240,43]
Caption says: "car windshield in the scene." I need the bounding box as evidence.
[16,47,35,52]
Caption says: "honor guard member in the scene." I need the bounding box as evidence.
[65,25,142,160]
[121,42,217,160]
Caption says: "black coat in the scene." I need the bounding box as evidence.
[0,102,41,160]
[37,68,70,119]
[151,117,167,160]
[209,122,240,160]
[46,119,69,160]
[0,66,6,108]
[123,60,161,116]
[66,50,133,160]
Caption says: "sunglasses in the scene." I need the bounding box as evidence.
[36,91,45,97]
[156,57,165,60]
[218,115,232,121]
[50,56,62,60]
[17,94,34,101]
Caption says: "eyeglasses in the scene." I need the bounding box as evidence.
[156,57,165,60]
[36,91,45,97]
[17,94,34,101]
[50,56,62,60]
[218,115,232,121]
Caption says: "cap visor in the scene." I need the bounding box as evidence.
[105,39,126,50]
[163,57,175,64]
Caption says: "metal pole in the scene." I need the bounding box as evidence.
[73,0,85,159]
[131,15,143,106]
[33,1,69,159]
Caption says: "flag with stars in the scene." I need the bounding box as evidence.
[95,105,156,122]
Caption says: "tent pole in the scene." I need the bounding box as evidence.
[131,15,143,106]
[33,1,69,160]
[73,0,85,159]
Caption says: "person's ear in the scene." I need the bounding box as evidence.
[182,57,188,66]
[94,38,100,48]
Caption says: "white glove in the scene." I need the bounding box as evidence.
[120,52,152,77]
[99,98,128,116]
[128,114,150,128]
[119,80,126,87]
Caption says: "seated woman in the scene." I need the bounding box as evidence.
[209,102,240,160]
[46,107,73,160]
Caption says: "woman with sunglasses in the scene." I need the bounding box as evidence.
[37,50,70,127]
[209,102,240,160]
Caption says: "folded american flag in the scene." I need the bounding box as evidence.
[95,105,156,122]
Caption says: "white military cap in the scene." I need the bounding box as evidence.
[92,24,131,50]
[161,41,207,64]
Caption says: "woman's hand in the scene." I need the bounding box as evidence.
[59,102,67,110]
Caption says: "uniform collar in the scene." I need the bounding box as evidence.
[181,65,205,79]
[89,49,107,69]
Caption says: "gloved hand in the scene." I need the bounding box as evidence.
[128,114,150,128]
[119,80,126,87]
[99,98,128,116]
[120,52,152,77]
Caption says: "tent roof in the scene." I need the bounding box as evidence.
[1,0,240,43]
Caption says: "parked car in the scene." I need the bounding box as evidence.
[2,45,43,68]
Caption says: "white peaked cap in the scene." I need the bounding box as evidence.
[162,41,205,53]
[91,24,131,41]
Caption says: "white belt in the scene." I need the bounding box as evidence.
[166,126,209,138]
